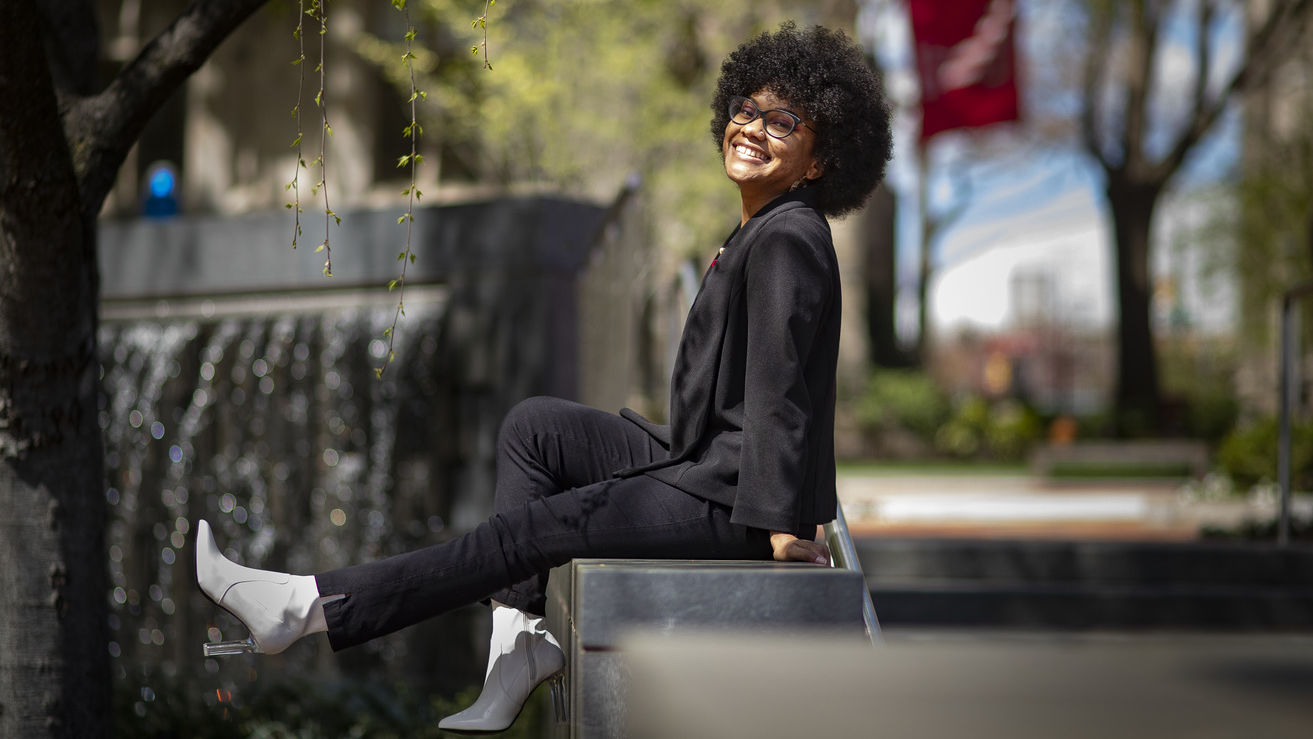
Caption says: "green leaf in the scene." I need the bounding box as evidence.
[388,281,398,292]
[409,253,416,264]
[315,243,325,253]
[397,215,407,225]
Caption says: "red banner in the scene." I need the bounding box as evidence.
[908,0,1020,144]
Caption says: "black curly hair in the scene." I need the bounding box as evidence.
[711,22,893,218]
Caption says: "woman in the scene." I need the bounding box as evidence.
[197,22,892,733]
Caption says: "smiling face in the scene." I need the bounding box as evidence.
[722,88,823,222]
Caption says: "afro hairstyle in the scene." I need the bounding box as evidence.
[710,22,893,218]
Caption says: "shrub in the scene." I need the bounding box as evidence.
[854,369,951,444]
[1216,416,1313,492]
[935,396,1042,462]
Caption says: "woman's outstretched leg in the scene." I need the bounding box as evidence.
[195,397,658,656]
[312,473,770,651]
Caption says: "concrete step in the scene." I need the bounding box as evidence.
[856,537,1313,629]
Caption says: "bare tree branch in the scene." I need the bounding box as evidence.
[1189,0,1214,138]
[1079,2,1114,168]
[1153,0,1313,181]
[64,0,271,220]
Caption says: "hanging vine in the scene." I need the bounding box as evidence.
[286,0,307,247]
[311,0,337,276]
[286,0,337,276]
[378,0,427,377]
[285,0,499,375]
[473,0,495,70]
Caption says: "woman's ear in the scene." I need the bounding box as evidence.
[805,158,824,181]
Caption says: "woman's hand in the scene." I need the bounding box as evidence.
[769,531,830,565]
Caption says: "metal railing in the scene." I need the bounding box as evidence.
[1276,282,1313,546]
[823,503,882,645]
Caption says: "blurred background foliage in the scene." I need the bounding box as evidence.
[356,0,826,261]
[854,369,1043,462]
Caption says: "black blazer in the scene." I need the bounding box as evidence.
[617,189,839,537]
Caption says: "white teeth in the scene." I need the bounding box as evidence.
[734,145,767,162]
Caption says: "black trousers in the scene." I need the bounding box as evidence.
[315,396,773,651]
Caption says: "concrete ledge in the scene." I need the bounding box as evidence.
[1030,440,1210,479]
[622,632,1313,738]
[545,559,868,738]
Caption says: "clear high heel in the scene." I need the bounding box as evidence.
[195,519,326,656]
[549,672,568,725]
[203,636,258,657]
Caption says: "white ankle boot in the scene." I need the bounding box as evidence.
[195,519,332,655]
[438,604,566,733]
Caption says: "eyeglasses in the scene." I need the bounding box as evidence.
[728,96,813,139]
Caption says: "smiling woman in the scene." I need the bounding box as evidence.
[194,20,894,736]
[711,22,894,220]
[723,89,826,224]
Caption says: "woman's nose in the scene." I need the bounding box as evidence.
[742,116,768,139]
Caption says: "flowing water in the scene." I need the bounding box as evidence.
[99,293,511,718]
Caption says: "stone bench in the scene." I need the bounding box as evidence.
[543,558,871,738]
[1029,440,1210,479]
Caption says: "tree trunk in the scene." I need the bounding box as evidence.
[1107,176,1163,435]
[0,2,109,736]
[862,184,909,368]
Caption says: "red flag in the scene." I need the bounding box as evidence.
[909,0,1020,144]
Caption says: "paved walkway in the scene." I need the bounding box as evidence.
[837,471,1313,540]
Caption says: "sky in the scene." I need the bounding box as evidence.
[857,0,1244,340]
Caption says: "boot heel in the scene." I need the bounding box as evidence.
[203,636,258,657]
[549,671,568,724]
